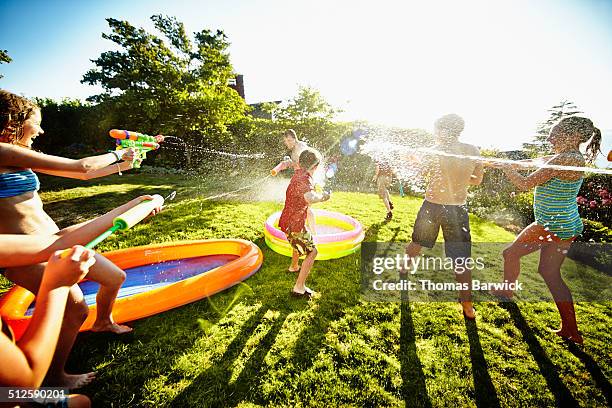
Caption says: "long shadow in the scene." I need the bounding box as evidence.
[399,290,432,408]
[364,220,389,242]
[68,297,233,405]
[500,302,579,408]
[38,173,171,192]
[44,189,176,229]
[566,342,612,405]
[170,309,287,407]
[286,273,359,372]
[464,317,501,408]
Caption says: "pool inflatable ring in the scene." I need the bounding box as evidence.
[0,239,262,341]
[264,209,364,260]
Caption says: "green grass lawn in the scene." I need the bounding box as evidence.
[1,173,611,407]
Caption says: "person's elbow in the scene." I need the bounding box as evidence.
[76,158,96,173]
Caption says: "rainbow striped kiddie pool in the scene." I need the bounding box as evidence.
[264,209,364,260]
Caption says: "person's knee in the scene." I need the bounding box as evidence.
[106,268,127,288]
[406,242,421,257]
[537,265,558,279]
[503,246,519,261]
[66,291,89,324]
[69,394,91,408]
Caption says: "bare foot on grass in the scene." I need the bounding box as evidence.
[46,372,96,390]
[91,321,133,334]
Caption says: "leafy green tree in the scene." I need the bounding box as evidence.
[270,86,348,153]
[523,100,581,157]
[34,98,106,156]
[0,50,12,79]
[82,15,248,154]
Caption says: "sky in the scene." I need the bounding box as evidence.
[1,0,611,158]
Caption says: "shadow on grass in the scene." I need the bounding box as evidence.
[364,219,390,242]
[68,300,217,405]
[38,173,191,192]
[566,342,612,405]
[500,302,579,408]
[400,291,432,408]
[170,308,287,407]
[464,317,501,408]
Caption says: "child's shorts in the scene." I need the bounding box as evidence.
[286,230,316,256]
[376,175,392,191]
[411,200,472,260]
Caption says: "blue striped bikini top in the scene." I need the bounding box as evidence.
[0,169,40,198]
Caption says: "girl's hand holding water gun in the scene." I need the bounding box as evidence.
[45,246,96,288]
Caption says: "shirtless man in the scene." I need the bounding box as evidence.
[404,114,484,319]
[271,129,312,174]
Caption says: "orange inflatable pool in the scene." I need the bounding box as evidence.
[0,239,263,341]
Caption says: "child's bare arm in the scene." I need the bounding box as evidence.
[501,153,582,190]
[39,160,133,180]
[304,190,330,204]
[1,247,95,387]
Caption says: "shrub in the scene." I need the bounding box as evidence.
[577,219,612,243]
[576,173,612,227]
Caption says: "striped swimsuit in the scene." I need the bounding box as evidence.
[534,177,583,239]
[0,169,40,198]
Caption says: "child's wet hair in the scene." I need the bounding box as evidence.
[555,116,602,163]
[0,89,39,144]
[284,129,298,140]
[435,113,465,137]
[299,149,319,170]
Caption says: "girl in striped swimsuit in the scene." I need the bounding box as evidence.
[0,90,161,388]
[493,116,602,344]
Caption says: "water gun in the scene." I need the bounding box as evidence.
[271,156,292,176]
[109,129,165,168]
[61,191,176,258]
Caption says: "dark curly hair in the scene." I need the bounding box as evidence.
[0,89,39,145]
[555,116,602,163]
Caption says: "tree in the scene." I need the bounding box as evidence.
[522,100,581,157]
[0,50,12,79]
[33,98,105,156]
[270,86,347,152]
[82,15,248,154]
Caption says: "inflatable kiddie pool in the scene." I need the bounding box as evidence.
[264,209,364,260]
[0,239,263,341]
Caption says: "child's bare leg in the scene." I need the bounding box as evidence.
[85,254,131,334]
[378,186,392,213]
[493,223,543,298]
[539,243,582,343]
[4,265,95,389]
[293,248,318,293]
[400,242,422,275]
[455,266,475,319]
[289,249,300,272]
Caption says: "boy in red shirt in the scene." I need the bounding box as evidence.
[279,149,330,299]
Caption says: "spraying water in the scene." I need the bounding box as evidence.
[361,141,612,176]
[163,136,266,159]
